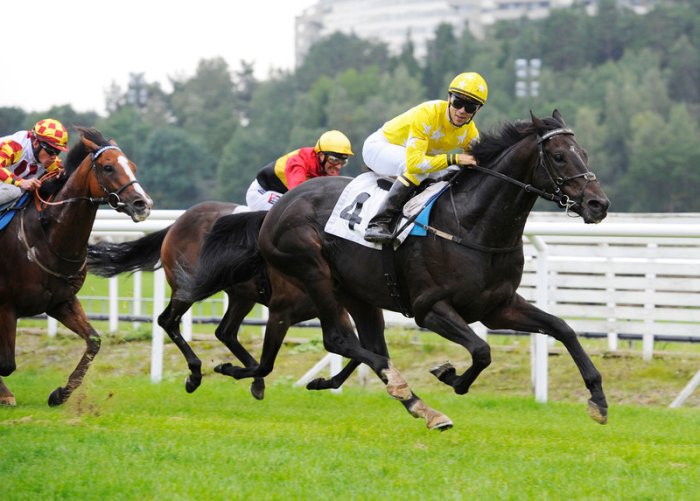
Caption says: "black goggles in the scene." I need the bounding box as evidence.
[325,153,349,166]
[40,142,61,156]
[450,95,481,114]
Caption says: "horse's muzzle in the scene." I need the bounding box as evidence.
[581,196,610,224]
[125,196,153,222]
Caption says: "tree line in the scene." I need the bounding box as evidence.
[1,0,698,211]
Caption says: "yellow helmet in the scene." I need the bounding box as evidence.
[32,118,69,151]
[448,72,488,105]
[314,130,354,156]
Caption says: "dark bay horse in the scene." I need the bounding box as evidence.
[188,110,611,428]
[87,202,327,400]
[0,127,152,407]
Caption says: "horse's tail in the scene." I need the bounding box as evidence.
[87,226,170,277]
[175,211,267,302]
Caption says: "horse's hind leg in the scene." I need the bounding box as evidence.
[157,298,203,393]
[47,298,101,406]
[483,294,608,424]
[212,294,265,400]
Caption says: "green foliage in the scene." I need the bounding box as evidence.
[140,127,215,209]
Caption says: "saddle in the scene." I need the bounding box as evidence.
[0,193,31,231]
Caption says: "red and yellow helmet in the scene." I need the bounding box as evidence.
[314,130,354,156]
[32,118,69,152]
[448,72,488,105]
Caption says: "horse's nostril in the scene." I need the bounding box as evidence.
[587,198,610,214]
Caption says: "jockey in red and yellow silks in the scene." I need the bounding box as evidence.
[0,118,68,205]
[246,130,353,211]
[363,72,489,244]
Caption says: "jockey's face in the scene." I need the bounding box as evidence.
[321,153,347,176]
[34,140,60,168]
[448,94,481,127]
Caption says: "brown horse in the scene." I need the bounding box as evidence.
[184,110,611,429]
[87,202,326,400]
[0,127,152,407]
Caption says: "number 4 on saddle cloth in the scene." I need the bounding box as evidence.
[0,193,31,232]
[325,172,448,250]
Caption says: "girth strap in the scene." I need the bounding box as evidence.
[381,243,413,318]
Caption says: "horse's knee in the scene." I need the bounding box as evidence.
[0,360,16,377]
[472,343,491,369]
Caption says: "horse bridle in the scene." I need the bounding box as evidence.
[90,145,140,210]
[467,127,597,214]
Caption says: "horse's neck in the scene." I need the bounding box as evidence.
[450,149,540,247]
[40,166,99,261]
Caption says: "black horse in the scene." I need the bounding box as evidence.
[183,110,611,428]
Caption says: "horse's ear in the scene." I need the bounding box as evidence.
[552,109,566,126]
[530,110,547,134]
[108,138,120,147]
[81,136,100,152]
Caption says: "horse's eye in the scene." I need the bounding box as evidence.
[103,164,114,173]
[553,153,564,162]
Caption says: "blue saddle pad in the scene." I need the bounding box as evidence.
[0,193,30,231]
[408,196,438,237]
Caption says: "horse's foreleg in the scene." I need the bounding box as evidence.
[420,301,491,395]
[0,377,16,407]
[47,298,101,406]
[158,299,203,394]
[483,294,608,424]
[213,295,264,400]
[0,311,17,406]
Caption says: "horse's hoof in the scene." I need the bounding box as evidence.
[185,375,201,394]
[306,378,330,391]
[0,395,16,407]
[430,417,454,432]
[587,399,608,424]
[430,361,455,381]
[250,380,265,400]
[48,387,67,407]
[214,363,234,377]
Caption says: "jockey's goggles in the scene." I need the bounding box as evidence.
[40,141,61,156]
[325,153,349,166]
[450,95,481,114]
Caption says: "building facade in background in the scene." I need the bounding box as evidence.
[295,0,656,65]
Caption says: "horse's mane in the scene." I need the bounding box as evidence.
[471,115,564,166]
[39,126,111,198]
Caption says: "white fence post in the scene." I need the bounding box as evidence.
[132,271,142,329]
[529,235,549,403]
[47,317,57,337]
[150,268,166,383]
[109,276,119,334]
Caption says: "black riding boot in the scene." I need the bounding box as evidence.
[364,177,415,244]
